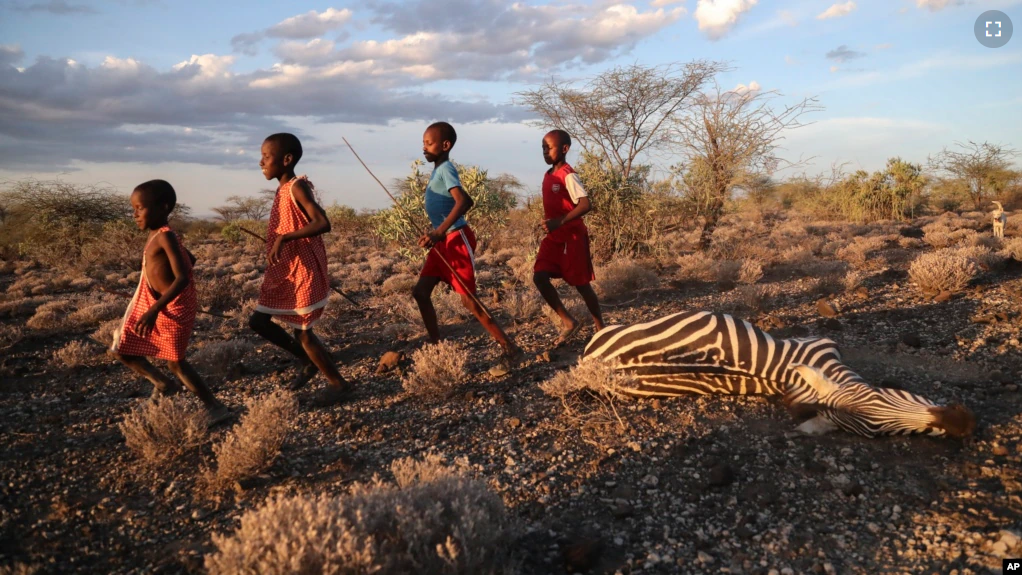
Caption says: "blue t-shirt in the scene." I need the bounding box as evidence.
[425,160,467,231]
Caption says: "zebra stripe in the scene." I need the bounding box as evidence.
[581,311,974,438]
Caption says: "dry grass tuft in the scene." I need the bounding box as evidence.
[594,258,658,300]
[202,390,298,494]
[119,396,209,468]
[25,299,73,330]
[91,318,121,348]
[1002,237,1022,261]
[737,259,764,285]
[69,300,123,326]
[540,358,634,444]
[197,275,242,313]
[402,341,469,399]
[843,270,864,292]
[53,340,96,368]
[675,253,716,282]
[502,289,543,322]
[192,340,255,379]
[205,454,518,575]
[908,248,977,294]
[0,324,23,351]
[956,245,1006,272]
[0,562,38,575]
[380,273,418,295]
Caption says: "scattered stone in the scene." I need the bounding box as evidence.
[697,551,714,564]
[507,417,521,429]
[901,333,922,348]
[536,351,552,362]
[854,286,869,299]
[708,463,735,488]
[993,445,1009,457]
[934,291,953,303]
[375,350,404,374]
[488,364,510,377]
[817,299,839,318]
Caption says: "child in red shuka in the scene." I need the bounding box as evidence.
[533,129,605,347]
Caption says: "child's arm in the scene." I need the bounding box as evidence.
[134,232,191,338]
[269,179,331,265]
[544,173,591,233]
[419,185,474,248]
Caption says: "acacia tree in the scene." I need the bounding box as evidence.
[927,141,1018,209]
[673,85,820,242]
[515,61,726,181]
[211,190,275,222]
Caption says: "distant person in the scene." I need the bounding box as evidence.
[532,129,605,347]
[412,121,521,369]
[248,133,351,405]
[110,179,230,423]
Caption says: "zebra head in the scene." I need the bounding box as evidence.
[784,364,976,438]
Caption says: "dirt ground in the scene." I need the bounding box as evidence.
[1,211,1021,575]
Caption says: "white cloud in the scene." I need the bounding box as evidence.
[826,50,1022,89]
[733,80,761,94]
[915,0,957,11]
[266,8,353,39]
[694,0,759,40]
[817,1,856,20]
[650,0,685,6]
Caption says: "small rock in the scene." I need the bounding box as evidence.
[1000,529,1021,548]
[488,364,510,377]
[817,300,839,318]
[536,351,552,362]
[375,350,404,374]
[507,417,521,429]
[854,286,869,299]
[993,445,1009,457]
[991,541,1008,557]
[651,399,661,410]
[697,551,714,564]
[901,333,922,348]
[708,463,735,487]
[934,291,953,303]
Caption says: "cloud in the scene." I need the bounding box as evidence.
[778,9,798,26]
[230,8,353,54]
[0,45,25,68]
[650,0,685,6]
[733,80,761,94]
[915,0,960,10]
[817,1,856,20]
[822,50,1022,89]
[694,0,758,39]
[266,8,353,39]
[9,0,98,14]
[826,44,866,63]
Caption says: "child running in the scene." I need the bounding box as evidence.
[533,129,605,346]
[413,121,521,367]
[249,133,352,405]
[110,179,230,423]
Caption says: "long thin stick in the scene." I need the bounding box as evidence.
[342,137,495,320]
[99,286,233,319]
[238,226,359,307]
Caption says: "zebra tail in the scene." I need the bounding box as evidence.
[928,404,976,437]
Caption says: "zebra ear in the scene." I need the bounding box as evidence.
[791,364,841,398]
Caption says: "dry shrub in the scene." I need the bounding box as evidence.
[843,270,864,292]
[25,299,73,330]
[0,324,23,351]
[0,562,37,575]
[949,229,978,245]
[542,296,591,328]
[53,340,96,368]
[382,322,419,340]
[676,253,716,282]
[475,270,494,287]
[811,273,845,297]
[202,390,298,494]
[433,288,472,322]
[923,230,951,249]
[91,318,121,348]
[119,396,209,468]
[733,284,778,312]
[205,454,517,575]
[737,259,764,285]
[0,296,47,319]
[505,254,536,286]
[899,237,923,249]
[540,358,633,443]
[1003,237,1022,261]
[836,236,886,268]
[594,258,658,300]
[68,300,123,326]
[780,246,814,267]
[402,341,469,399]
[502,289,542,322]
[714,260,741,286]
[192,340,255,379]
[970,234,1002,250]
[380,273,417,295]
[197,275,242,313]
[908,249,977,294]
[956,245,1006,272]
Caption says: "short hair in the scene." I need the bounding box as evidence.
[264,132,303,164]
[133,179,176,212]
[548,129,572,148]
[428,121,457,147]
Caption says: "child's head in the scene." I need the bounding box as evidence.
[422,121,457,163]
[131,179,176,230]
[260,133,303,180]
[542,129,572,166]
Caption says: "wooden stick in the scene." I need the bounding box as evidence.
[342,137,495,320]
[238,226,360,307]
[99,286,233,319]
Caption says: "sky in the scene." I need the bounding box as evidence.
[0,0,1020,216]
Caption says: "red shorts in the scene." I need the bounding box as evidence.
[420,226,477,295]
[534,233,595,287]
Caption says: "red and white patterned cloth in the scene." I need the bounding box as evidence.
[111,226,197,361]
[256,175,330,330]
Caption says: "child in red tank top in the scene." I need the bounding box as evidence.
[533,130,605,348]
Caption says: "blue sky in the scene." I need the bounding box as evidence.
[0,0,1020,215]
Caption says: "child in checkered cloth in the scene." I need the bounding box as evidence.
[110,179,229,423]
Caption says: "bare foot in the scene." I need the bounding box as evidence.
[150,382,182,401]
[553,320,581,348]
[489,345,524,377]
[287,362,319,391]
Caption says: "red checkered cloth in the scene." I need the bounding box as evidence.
[256,175,330,329]
[111,226,197,361]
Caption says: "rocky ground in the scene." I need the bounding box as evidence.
[1,213,1021,575]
